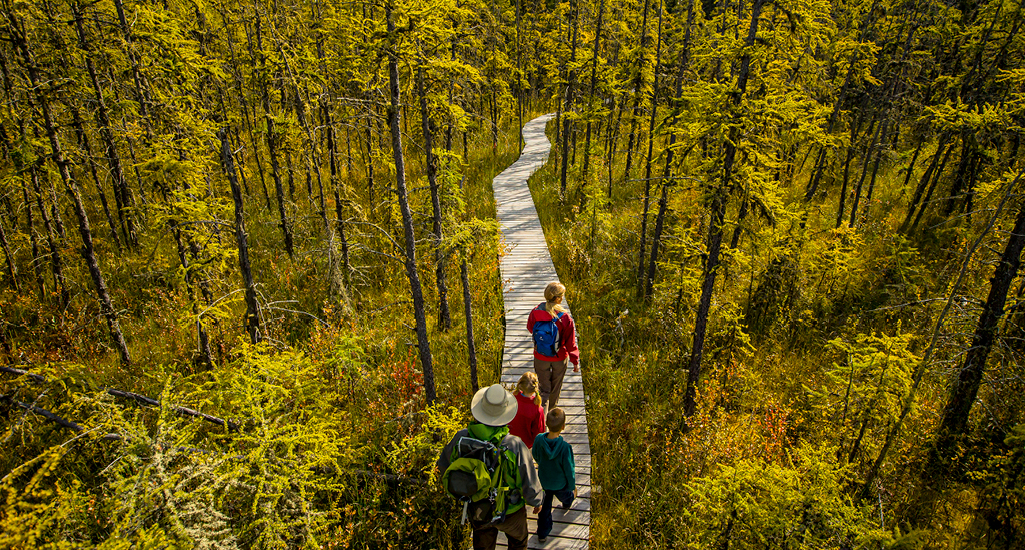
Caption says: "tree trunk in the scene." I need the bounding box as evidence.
[0,216,16,291]
[171,224,212,368]
[861,119,891,224]
[849,116,886,227]
[15,21,132,364]
[559,3,580,201]
[387,4,436,406]
[909,137,957,233]
[640,0,695,299]
[76,2,138,248]
[638,1,665,295]
[901,132,951,233]
[417,60,451,331]
[934,201,1025,457]
[580,0,606,185]
[684,0,764,419]
[69,107,121,252]
[29,166,67,307]
[219,129,261,345]
[19,177,45,298]
[323,100,352,288]
[265,117,295,258]
[835,116,863,228]
[623,0,653,182]
[461,252,479,393]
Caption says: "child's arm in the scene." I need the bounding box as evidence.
[534,405,545,437]
[565,444,576,492]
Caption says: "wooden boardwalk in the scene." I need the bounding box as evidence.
[492,113,590,549]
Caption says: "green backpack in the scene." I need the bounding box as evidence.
[442,423,523,525]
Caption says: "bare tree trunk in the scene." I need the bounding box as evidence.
[640,0,695,299]
[909,137,957,233]
[322,100,352,288]
[171,224,213,368]
[219,129,261,345]
[387,4,436,405]
[901,132,951,232]
[849,116,885,227]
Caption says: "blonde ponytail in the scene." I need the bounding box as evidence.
[517,372,542,407]
[544,282,567,315]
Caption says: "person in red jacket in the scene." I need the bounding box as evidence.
[508,372,546,449]
[526,282,579,411]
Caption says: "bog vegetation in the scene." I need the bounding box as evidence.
[0,0,1022,548]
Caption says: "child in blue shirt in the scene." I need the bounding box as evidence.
[531,407,576,543]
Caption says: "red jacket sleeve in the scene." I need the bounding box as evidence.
[561,314,579,366]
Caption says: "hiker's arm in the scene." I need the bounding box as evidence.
[526,308,536,333]
[516,440,543,507]
[564,316,580,368]
[436,432,462,476]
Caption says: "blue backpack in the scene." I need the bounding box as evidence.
[532,304,564,358]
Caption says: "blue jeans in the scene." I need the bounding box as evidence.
[536,488,574,539]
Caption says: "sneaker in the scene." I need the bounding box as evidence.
[538,536,547,544]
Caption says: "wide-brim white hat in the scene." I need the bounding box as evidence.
[470,384,517,427]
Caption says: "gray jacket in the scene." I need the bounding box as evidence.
[437,428,543,508]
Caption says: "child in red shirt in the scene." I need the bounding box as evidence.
[508,372,546,449]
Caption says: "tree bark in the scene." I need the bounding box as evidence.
[638,0,665,295]
[640,0,695,299]
[901,133,951,233]
[386,4,436,406]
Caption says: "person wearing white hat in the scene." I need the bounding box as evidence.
[437,384,543,550]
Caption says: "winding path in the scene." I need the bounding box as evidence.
[494,113,591,549]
